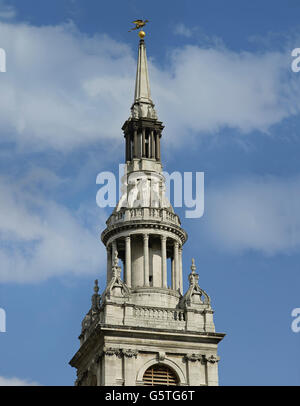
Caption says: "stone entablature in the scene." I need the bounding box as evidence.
[71,324,224,386]
[101,219,187,247]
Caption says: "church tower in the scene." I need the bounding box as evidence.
[69,30,225,386]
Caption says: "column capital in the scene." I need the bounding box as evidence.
[122,349,138,358]
[205,354,220,364]
[143,233,149,241]
[103,347,122,358]
[184,353,204,363]
[161,235,167,242]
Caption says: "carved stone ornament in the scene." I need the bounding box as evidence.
[81,279,102,334]
[103,250,130,299]
[91,279,101,311]
[103,347,122,358]
[157,352,166,362]
[205,354,220,364]
[122,349,138,358]
[185,353,204,362]
[81,313,91,331]
[179,258,210,308]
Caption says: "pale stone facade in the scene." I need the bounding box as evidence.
[69,36,225,386]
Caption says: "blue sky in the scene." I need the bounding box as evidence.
[0,0,299,386]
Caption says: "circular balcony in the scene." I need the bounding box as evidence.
[101,207,187,245]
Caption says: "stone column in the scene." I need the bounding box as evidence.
[171,256,175,290]
[174,241,179,291]
[123,349,138,385]
[155,132,160,160]
[185,355,206,385]
[102,348,122,385]
[185,357,197,386]
[206,356,220,386]
[142,128,146,157]
[179,246,183,294]
[150,130,155,158]
[137,131,142,158]
[106,244,112,284]
[133,129,138,158]
[125,236,131,287]
[161,236,167,288]
[143,234,149,287]
[158,132,161,160]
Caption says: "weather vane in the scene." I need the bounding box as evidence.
[128,19,149,39]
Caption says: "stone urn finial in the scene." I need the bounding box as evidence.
[91,279,100,312]
[94,279,99,294]
[191,258,197,274]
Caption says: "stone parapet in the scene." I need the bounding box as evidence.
[106,207,181,228]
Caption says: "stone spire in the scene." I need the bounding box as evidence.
[131,39,157,120]
[122,36,164,165]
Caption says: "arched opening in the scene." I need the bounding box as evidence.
[142,364,179,386]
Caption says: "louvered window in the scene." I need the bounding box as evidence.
[143,364,179,386]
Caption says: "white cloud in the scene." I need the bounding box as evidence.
[152,45,300,144]
[0,1,16,20]
[0,20,135,151]
[0,20,298,152]
[203,175,300,255]
[0,376,39,386]
[174,23,193,38]
[0,173,106,283]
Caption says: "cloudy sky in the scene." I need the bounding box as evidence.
[0,0,299,385]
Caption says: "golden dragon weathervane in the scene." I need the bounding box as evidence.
[128,19,149,39]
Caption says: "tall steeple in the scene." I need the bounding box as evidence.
[131,38,157,120]
[122,32,163,171]
[69,28,225,387]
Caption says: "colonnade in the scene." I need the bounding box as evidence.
[106,233,183,293]
[125,129,161,161]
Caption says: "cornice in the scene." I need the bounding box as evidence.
[101,219,188,245]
